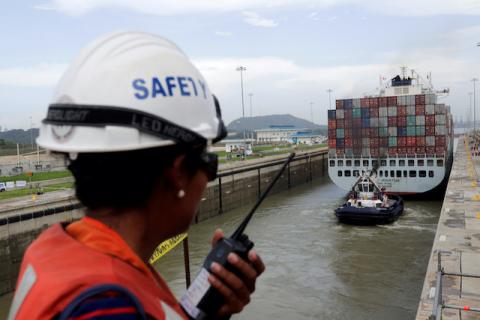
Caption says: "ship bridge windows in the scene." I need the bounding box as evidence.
[346,160,352,167]
[390,160,396,166]
[353,170,360,177]
[399,160,405,167]
[408,160,415,166]
[403,170,407,177]
[429,170,434,177]
[409,170,417,177]
[363,160,369,167]
[345,170,351,177]
[437,159,444,167]
[419,170,427,177]
[390,170,395,177]
[354,160,361,166]
[330,160,335,167]
[396,170,402,178]
[427,159,434,167]
[380,159,387,166]
[418,159,425,166]
[338,170,343,177]
[372,160,379,168]
[338,160,344,167]
[385,171,389,177]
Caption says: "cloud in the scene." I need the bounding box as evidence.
[215,31,233,37]
[241,11,278,27]
[34,0,480,16]
[0,64,66,87]
[308,12,337,22]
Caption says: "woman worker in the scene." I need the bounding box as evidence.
[8,31,264,320]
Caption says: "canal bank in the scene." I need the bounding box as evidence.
[0,149,328,297]
[416,136,480,320]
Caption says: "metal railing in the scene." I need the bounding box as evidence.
[430,251,480,320]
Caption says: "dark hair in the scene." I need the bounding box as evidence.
[67,145,202,210]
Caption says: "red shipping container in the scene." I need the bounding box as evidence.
[369,128,378,137]
[370,137,379,147]
[379,97,388,106]
[397,106,407,116]
[397,147,407,154]
[379,137,388,147]
[407,147,416,155]
[416,136,426,146]
[387,96,397,106]
[336,119,344,128]
[415,105,425,115]
[407,137,416,146]
[435,147,445,155]
[328,139,336,148]
[370,97,379,107]
[416,147,425,154]
[353,139,362,147]
[426,147,435,155]
[360,98,368,108]
[370,148,379,157]
[345,128,352,137]
[353,118,362,127]
[344,109,352,119]
[397,116,407,126]
[328,119,336,129]
[370,108,379,117]
[436,136,446,146]
[388,147,397,155]
[345,138,353,148]
[328,129,336,138]
[426,125,435,135]
[336,100,343,108]
[425,115,435,126]
[362,128,370,137]
[388,117,397,126]
[397,137,407,147]
[415,94,426,104]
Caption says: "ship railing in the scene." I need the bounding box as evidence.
[328,153,446,160]
[429,251,480,320]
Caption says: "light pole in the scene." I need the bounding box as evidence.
[327,89,333,109]
[248,93,254,117]
[469,92,473,131]
[473,78,478,133]
[236,66,247,145]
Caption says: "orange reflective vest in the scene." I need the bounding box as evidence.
[8,223,187,319]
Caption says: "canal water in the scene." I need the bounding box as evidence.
[0,177,441,319]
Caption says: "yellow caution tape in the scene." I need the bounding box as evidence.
[472,195,480,201]
[149,233,188,264]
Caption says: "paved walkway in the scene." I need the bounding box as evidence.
[416,136,480,320]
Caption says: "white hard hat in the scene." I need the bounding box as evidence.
[37,31,227,153]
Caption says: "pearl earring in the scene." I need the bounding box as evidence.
[177,190,186,198]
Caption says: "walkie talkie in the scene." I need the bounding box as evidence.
[180,153,295,320]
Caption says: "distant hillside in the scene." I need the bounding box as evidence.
[0,129,39,145]
[227,114,326,133]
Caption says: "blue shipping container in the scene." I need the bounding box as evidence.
[328,110,336,120]
[362,118,370,127]
[336,138,345,148]
[397,127,407,136]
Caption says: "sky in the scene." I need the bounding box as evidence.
[1,0,480,130]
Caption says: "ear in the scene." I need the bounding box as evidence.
[163,154,189,191]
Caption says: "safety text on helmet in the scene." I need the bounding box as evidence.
[132,77,207,100]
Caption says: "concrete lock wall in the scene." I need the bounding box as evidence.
[195,155,327,222]
[0,209,83,295]
[0,153,327,296]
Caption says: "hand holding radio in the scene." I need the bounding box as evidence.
[207,229,265,317]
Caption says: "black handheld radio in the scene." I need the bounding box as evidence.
[180,153,296,320]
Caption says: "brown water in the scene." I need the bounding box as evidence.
[0,177,441,319]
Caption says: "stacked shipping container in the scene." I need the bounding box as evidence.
[328,94,452,157]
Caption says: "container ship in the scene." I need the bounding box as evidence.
[327,70,453,195]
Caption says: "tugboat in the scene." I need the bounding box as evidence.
[335,173,404,224]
